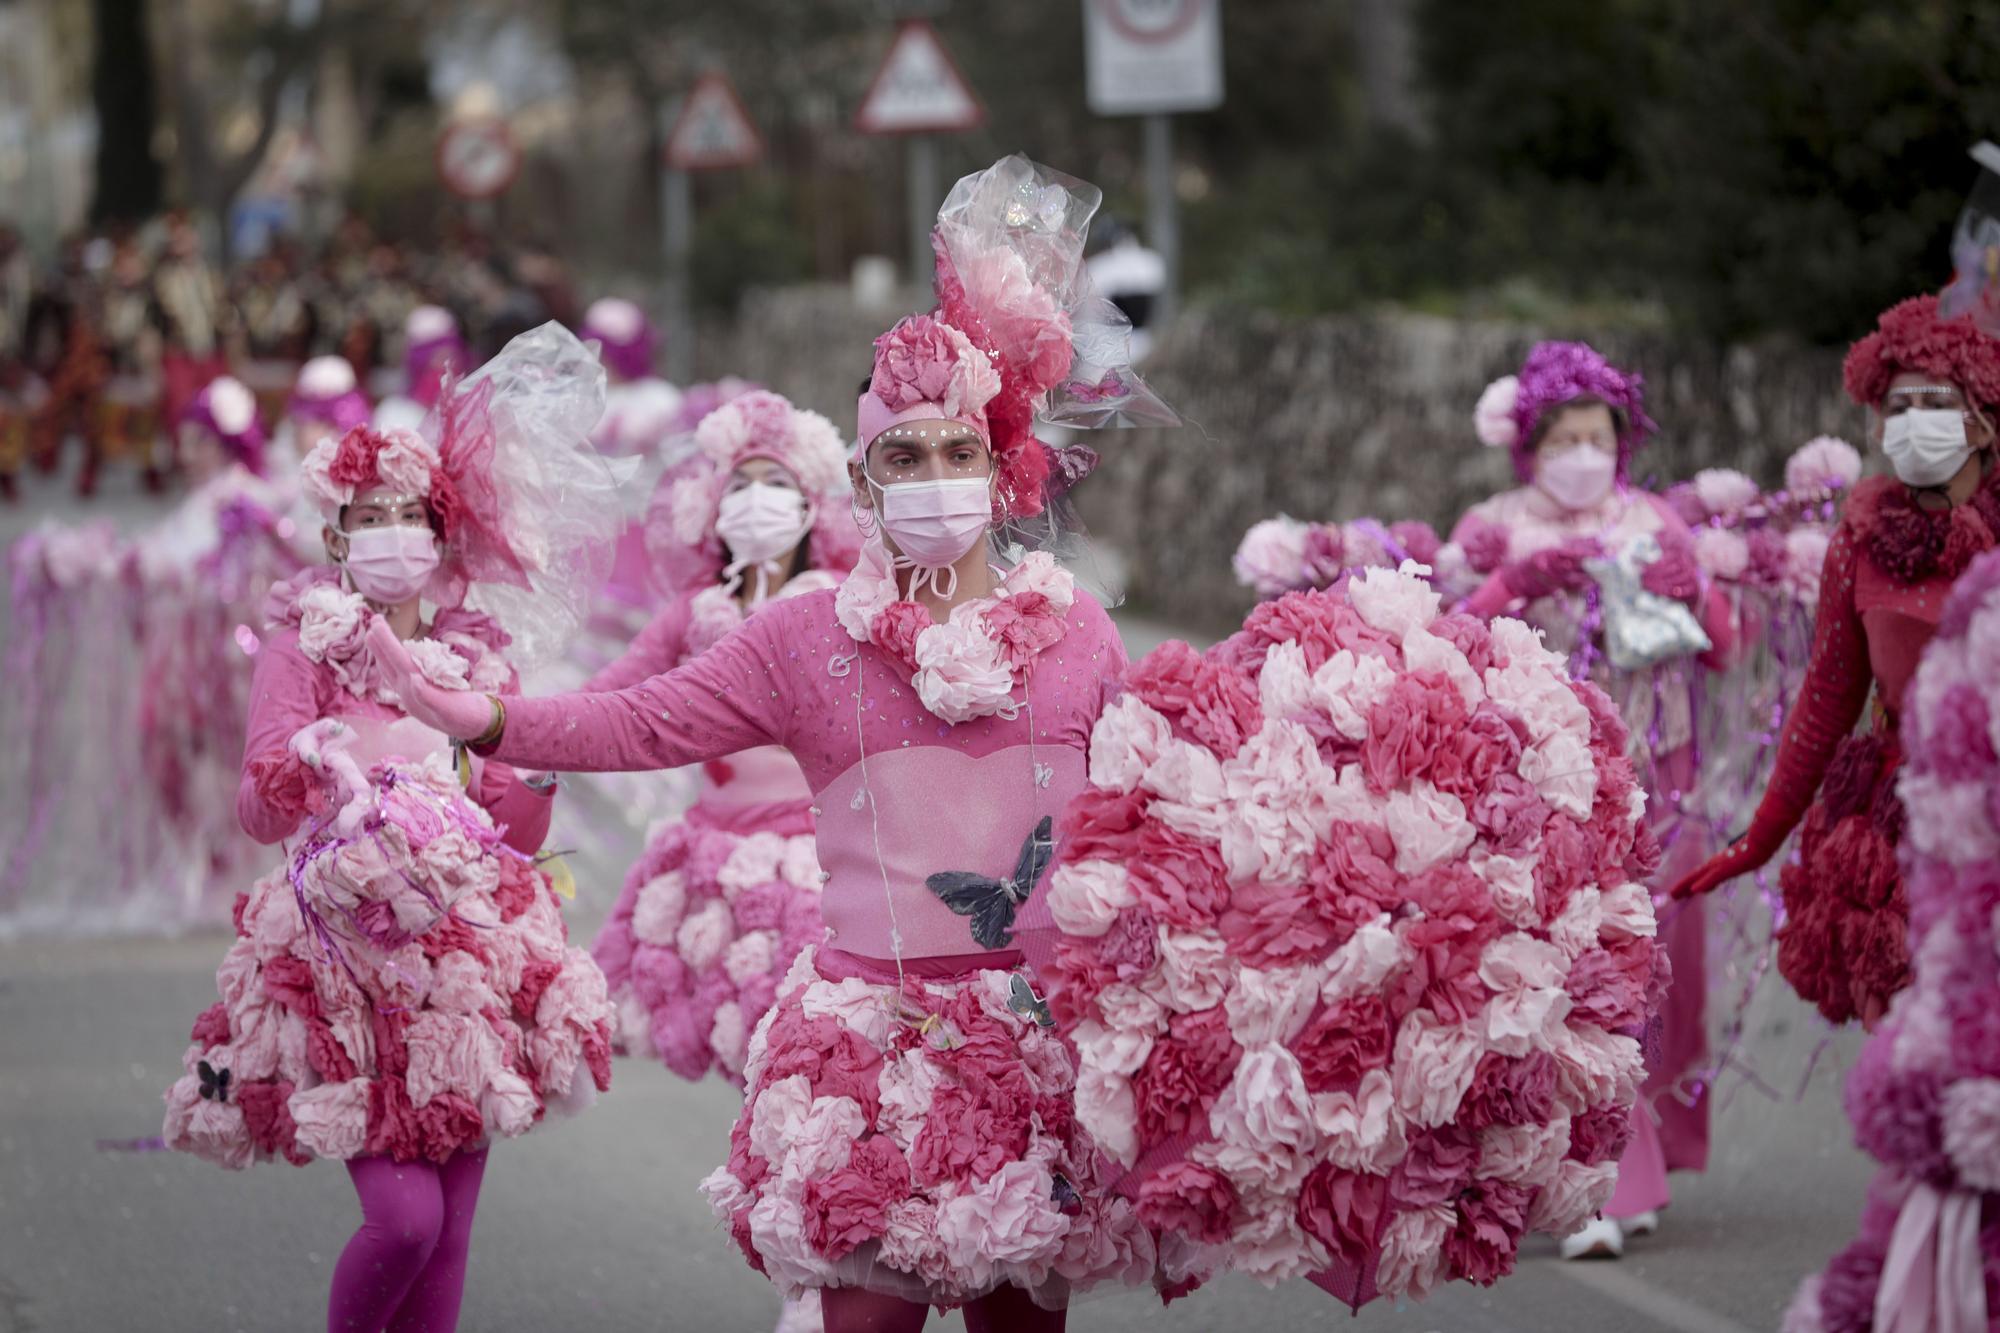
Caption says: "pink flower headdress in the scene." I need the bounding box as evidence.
[640,388,860,594]
[1473,341,1658,482]
[300,322,631,667]
[856,155,1176,524]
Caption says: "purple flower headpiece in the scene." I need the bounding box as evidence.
[1473,340,1659,482]
[581,298,657,383]
[181,376,268,475]
[287,355,371,432]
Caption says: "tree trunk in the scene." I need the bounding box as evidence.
[89,0,164,224]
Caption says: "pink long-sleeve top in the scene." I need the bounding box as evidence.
[488,586,1128,961]
[585,587,815,812]
[237,626,553,854]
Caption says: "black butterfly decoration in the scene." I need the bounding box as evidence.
[1050,1172,1082,1217]
[926,816,1054,951]
[197,1060,231,1103]
[1007,973,1055,1029]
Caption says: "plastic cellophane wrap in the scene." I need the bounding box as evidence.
[929,156,1179,606]
[437,321,635,675]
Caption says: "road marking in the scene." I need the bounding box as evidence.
[1554,1261,1766,1333]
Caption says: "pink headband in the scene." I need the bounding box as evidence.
[854,392,988,457]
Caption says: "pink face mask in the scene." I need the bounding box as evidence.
[342,525,439,604]
[1535,445,1618,511]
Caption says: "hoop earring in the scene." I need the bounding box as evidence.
[851,498,878,537]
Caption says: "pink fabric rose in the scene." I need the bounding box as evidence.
[1294,1161,1386,1273]
[871,602,931,674]
[802,1135,911,1259]
[1293,994,1392,1093]
[1134,1161,1239,1245]
[871,315,966,413]
[982,592,1067,673]
[1444,1179,1530,1286]
[1123,822,1231,929]
[1132,1007,1240,1142]
[1125,640,1264,758]
[1362,671,1469,794]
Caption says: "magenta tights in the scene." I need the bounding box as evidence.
[822,1286,1066,1333]
[328,1149,489,1333]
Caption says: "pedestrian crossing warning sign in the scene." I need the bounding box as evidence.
[664,72,764,171]
[855,20,985,136]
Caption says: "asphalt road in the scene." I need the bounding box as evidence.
[0,465,1876,1332]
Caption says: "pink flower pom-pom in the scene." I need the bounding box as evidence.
[1474,376,1520,448]
[1691,467,1760,518]
[1692,526,1751,582]
[1234,517,1312,598]
[1051,569,1654,1311]
[1785,436,1864,496]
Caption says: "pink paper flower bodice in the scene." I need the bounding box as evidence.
[237,625,552,854]
[494,585,1127,959]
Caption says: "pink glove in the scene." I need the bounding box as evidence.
[365,620,497,741]
[1503,537,1601,600]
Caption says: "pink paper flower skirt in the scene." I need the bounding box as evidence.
[700,946,1170,1310]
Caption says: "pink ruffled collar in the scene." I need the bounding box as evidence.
[833,544,1075,723]
[268,567,513,705]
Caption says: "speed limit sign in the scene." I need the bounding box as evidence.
[435,118,522,201]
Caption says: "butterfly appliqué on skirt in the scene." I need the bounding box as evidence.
[925,816,1054,951]
[197,1059,231,1103]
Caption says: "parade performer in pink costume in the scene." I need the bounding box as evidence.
[162,324,626,1333]
[372,155,1173,1333]
[1676,295,2000,1015]
[587,388,859,1084]
[1781,547,2000,1333]
[1450,342,1735,1259]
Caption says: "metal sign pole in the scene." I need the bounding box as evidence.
[1144,112,1179,325]
[660,92,695,386]
[907,134,938,288]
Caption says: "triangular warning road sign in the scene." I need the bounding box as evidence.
[855,19,985,136]
[664,72,764,171]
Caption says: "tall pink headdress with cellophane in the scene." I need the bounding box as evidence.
[857,155,1178,595]
[300,322,635,669]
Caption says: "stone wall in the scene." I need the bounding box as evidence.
[698,288,1861,635]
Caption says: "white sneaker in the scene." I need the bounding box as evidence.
[1622,1210,1660,1238]
[1561,1216,1625,1260]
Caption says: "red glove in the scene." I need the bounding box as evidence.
[1502,537,1602,600]
[1670,832,1782,899]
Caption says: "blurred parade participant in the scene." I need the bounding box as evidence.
[234,247,317,425]
[369,155,1171,1333]
[1084,219,1166,364]
[131,376,296,916]
[0,222,39,500]
[373,304,466,432]
[83,237,164,496]
[162,324,627,1333]
[579,297,684,636]
[1674,295,2000,1028]
[273,356,374,562]
[1450,341,1735,1259]
[152,214,238,483]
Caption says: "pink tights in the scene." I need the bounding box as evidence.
[821,1285,1067,1333]
[328,1149,489,1333]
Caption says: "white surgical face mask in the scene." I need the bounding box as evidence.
[342,525,439,604]
[715,482,812,599]
[1882,408,1974,489]
[869,474,991,596]
[1535,444,1618,511]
